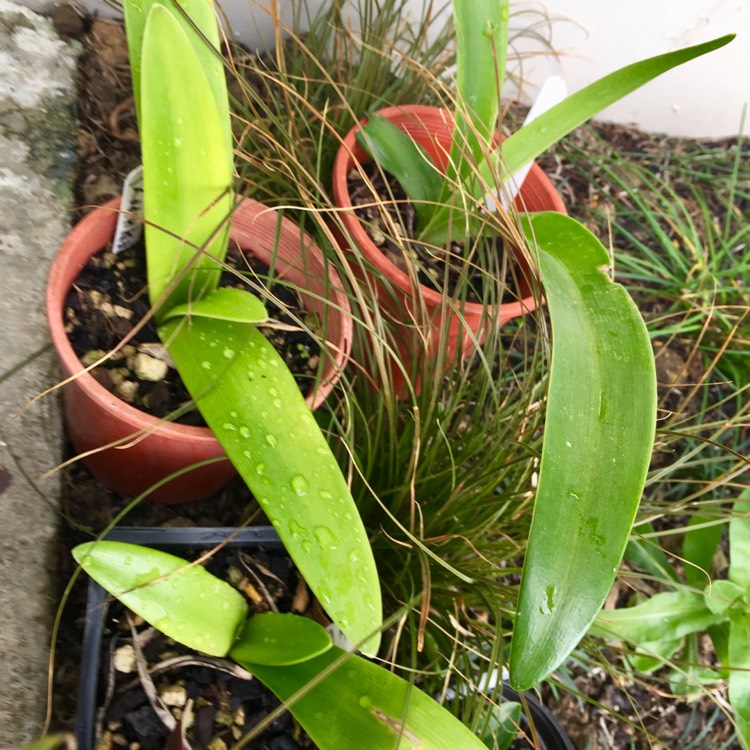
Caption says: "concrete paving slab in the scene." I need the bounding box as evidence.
[0,1,75,744]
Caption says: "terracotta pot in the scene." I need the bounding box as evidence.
[332,104,566,372]
[47,198,352,503]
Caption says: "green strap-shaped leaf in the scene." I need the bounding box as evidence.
[230,612,332,666]
[162,287,268,325]
[509,213,656,689]
[239,646,489,750]
[729,494,750,589]
[501,35,734,176]
[72,542,248,657]
[356,114,443,226]
[160,315,382,654]
[591,591,723,644]
[729,613,750,748]
[123,0,232,158]
[141,5,233,315]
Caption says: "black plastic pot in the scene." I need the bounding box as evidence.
[75,526,282,750]
[501,684,573,750]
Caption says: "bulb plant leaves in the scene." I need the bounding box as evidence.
[509,213,656,689]
[74,542,488,750]
[122,0,383,653]
[72,541,248,656]
[160,314,382,654]
[140,4,233,314]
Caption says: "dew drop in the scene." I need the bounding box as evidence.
[201,361,212,370]
[265,434,278,447]
[273,399,282,409]
[222,423,237,432]
[239,426,250,439]
[255,463,266,476]
[291,475,309,497]
[314,526,338,551]
[223,348,235,359]
[248,370,255,381]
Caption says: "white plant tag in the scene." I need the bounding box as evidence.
[490,76,569,211]
[112,165,145,254]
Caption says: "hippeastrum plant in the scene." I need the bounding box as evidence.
[74,541,490,750]
[119,0,381,652]
[355,0,732,687]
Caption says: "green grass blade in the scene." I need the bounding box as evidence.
[683,514,723,588]
[626,521,680,584]
[160,315,382,654]
[141,5,233,315]
[162,287,268,325]
[72,541,248,656]
[509,212,656,689]
[230,612,332,666]
[240,646,490,750]
[502,35,734,176]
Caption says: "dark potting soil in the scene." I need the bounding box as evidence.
[347,162,516,304]
[64,240,321,425]
[92,544,317,750]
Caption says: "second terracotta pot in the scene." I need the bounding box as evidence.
[47,198,352,503]
[332,105,566,375]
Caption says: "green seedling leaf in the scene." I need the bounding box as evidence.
[230,612,332,666]
[160,315,382,654]
[729,494,750,588]
[72,542,248,656]
[729,613,750,747]
[509,213,656,690]
[486,702,523,750]
[628,638,682,674]
[705,579,745,617]
[141,5,233,315]
[123,0,231,158]
[238,646,489,750]
[356,114,443,226]
[501,35,735,176]
[683,514,723,588]
[592,591,723,643]
[162,287,268,325]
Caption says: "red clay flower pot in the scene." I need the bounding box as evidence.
[332,104,566,375]
[47,198,352,503]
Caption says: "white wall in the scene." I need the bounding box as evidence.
[23,0,750,137]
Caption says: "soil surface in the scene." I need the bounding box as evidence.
[48,9,746,750]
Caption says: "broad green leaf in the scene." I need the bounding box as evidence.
[501,35,734,176]
[627,638,682,674]
[709,622,731,667]
[141,5,233,315]
[705,579,746,617]
[485,702,522,750]
[230,612,332,666]
[509,213,656,690]
[729,613,750,744]
[356,114,443,226]
[72,542,248,656]
[592,591,722,644]
[729,494,750,588]
[160,315,382,654]
[683,514,723,588]
[626,522,679,584]
[162,287,268,325]
[19,736,71,750]
[123,0,231,157]
[239,646,489,750]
